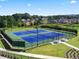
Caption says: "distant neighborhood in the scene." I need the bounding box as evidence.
[0,13,79,28]
[49,18,79,24]
[20,14,79,26]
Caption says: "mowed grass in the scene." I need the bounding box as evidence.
[67,36,79,48]
[0,40,4,48]
[58,24,79,48]
[63,24,79,48]
[27,44,70,57]
[5,27,35,32]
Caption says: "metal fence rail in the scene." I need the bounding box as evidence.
[0,48,68,59]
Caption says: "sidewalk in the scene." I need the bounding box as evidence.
[62,42,79,51]
[0,48,67,59]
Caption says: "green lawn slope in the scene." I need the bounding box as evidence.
[27,44,70,57]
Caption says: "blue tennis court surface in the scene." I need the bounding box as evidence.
[22,32,65,43]
[13,29,66,43]
[13,29,48,36]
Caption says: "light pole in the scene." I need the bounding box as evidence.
[36,17,41,47]
[36,18,39,47]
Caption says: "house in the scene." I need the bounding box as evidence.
[21,19,31,26]
[41,17,48,24]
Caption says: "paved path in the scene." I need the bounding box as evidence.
[19,52,67,59]
[62,42,79,51]
[0,48,68,59]
[50,38,79,51]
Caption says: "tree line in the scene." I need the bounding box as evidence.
[0,13,79,28]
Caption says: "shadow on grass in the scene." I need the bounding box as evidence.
[1,39,24,52]
[1,39,10,49]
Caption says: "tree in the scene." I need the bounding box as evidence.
[0,16,6,28]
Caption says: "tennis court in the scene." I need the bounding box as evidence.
[13,29,66,43]
[5,29,66,48]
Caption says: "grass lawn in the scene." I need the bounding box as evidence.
[67,30,79,48]
[26,44,70,57]
[67,36,79,48]
[47,23,79,30]
[0,39,71,58]
[5,27,35,32]
[0,40,4,48]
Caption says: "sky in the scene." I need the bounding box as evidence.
[0,0,79,16]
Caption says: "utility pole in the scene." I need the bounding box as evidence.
[36,18,39,47]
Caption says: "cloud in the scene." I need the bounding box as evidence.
[27,4,32,7]
[70,0,77,4]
